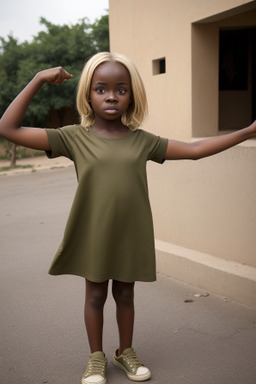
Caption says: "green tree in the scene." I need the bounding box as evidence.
[0,36,28,166]
[91,15,109,52]
[0,36,26,116]
[0,14,109,166]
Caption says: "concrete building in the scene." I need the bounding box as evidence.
[109,0,256,306]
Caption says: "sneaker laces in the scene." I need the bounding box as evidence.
[85,355,106,377]
[123,348,143,370]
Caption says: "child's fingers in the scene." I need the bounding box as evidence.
[246,120,256,139]
[50,67,73,85]
[39,67,73,85]
[251,120,256,138]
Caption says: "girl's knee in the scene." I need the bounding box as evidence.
[89,291,107,309]
[86,280,108,309]
[112,281,134,306]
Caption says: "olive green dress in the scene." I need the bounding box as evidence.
[45,125,168,282]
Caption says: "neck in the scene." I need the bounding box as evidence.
[92,117,128,133]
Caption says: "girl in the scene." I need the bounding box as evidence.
[0,52,255,384]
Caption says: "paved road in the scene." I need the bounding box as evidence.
[1,167,256,384]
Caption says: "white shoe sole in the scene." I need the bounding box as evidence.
[113,358,151,382]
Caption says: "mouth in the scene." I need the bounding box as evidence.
[105,107,118,114]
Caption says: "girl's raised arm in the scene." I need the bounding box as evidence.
[0,67,73,151]
[165,121,256,160]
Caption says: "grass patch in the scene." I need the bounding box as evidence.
[0,164,34,172]
[0,140,44,160]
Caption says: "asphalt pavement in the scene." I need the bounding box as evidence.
[1,167,256,384]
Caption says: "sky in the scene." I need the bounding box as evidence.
[0,0,109,42]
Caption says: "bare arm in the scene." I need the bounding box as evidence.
[164,121,256,160]
[0,67,73,151]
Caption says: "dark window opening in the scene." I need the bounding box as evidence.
[219,29,249,91]
[153,57,166,75]
[219,28,256,129]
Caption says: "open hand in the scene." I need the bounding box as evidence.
[37,67,73,85]
[250,120,256,138]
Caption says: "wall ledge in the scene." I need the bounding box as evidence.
[155,239,256,307]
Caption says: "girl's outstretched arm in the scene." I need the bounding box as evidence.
[164,121,256,160]
[0,67,73,151]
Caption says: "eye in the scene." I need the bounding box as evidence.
[118,88,127,95]
[96,87,105,94]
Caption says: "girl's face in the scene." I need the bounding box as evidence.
[89,61,132,123]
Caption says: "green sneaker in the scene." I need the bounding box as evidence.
[81,351,107,384]
[113,347,151,381]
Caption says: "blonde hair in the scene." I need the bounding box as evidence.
[76,52,148,130]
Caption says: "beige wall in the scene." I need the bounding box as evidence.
[109,1,256,285]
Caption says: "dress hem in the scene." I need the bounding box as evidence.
[48,270,157,283]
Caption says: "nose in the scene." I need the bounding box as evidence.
[106,91,117,102]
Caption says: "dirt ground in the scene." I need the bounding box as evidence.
[0,154,73,176]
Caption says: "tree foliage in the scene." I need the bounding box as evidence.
[91,15,109,52]
[0,14,109,128]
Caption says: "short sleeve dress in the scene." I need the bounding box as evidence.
[45,125,168,283]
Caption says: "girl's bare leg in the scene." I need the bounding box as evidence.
[84,279,109,353]
[112,280,135,355]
